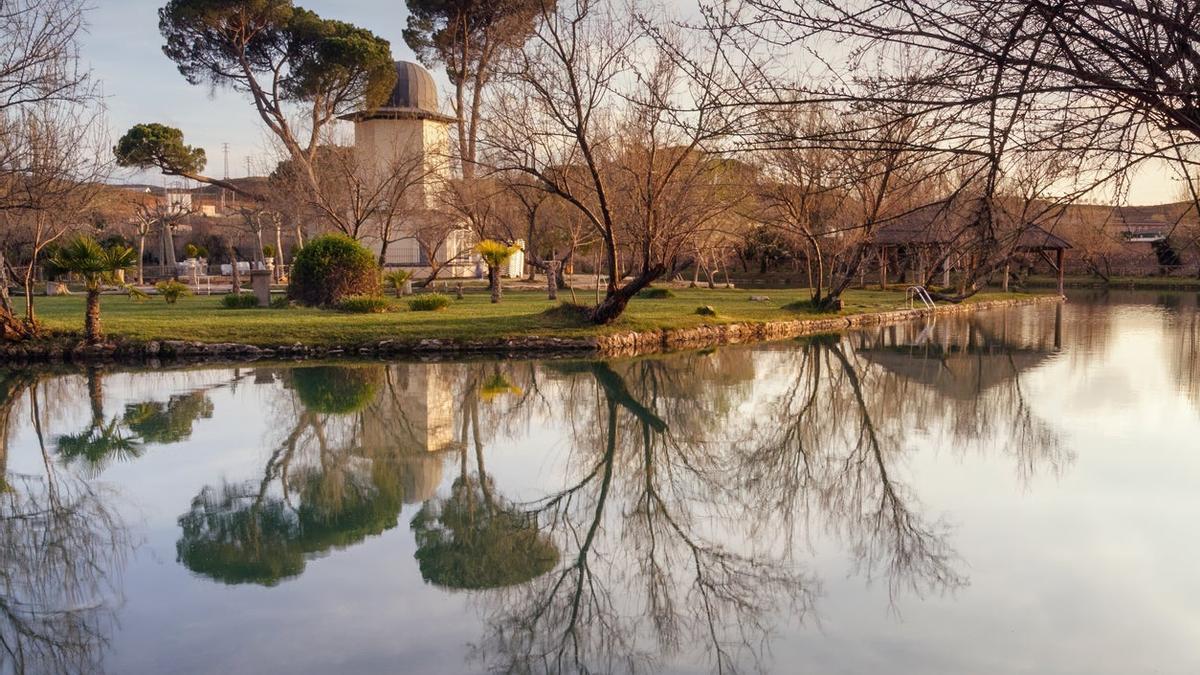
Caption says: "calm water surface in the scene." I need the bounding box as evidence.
[1,290,1198,674]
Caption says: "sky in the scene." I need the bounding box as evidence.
[85,0,428,187]
[84,1,1180,205]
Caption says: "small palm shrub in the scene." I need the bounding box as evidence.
[383,269,412,297]
[287,234,380,307]
[475,239,521,303]
[637,287,675,299]
[337,295,392,313]
[155,280,191,304]
[408,293,452,312]
[221,292,260,309]
[49,236,137,343]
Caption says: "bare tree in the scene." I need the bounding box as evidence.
[0,0,95,338]
[486,0,752,322]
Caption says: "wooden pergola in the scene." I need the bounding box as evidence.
[1013,224,1073,295]
[869,201,1073,294]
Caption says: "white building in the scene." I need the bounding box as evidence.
[339,61,524,278]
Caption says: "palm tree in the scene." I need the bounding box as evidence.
[50,236,137,343]
[475,240,520,303]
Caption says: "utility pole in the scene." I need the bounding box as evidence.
[221,142,229,210]
[245,155,252,178]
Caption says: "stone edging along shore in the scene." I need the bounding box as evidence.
[0,294,1063,365]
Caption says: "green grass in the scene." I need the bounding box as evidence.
[16,287,1040,347]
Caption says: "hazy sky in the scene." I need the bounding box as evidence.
[85,1,1179,204]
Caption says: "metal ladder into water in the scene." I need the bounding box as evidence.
[906,285,936,310]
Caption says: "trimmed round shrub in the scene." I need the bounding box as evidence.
[287,234,379,307]
[222,292,260,309]
[408,293,451,312]
[292,366,382,414]
[337,295,392,313]
[269,295,293,309]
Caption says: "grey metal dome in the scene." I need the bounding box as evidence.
[341,60,454,123]
[385,61,440,113]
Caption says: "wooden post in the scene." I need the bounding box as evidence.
[879,247,888,290]
[1054,302,1062,349]
[1002,262,1010,292]
[1056,248,1065,295]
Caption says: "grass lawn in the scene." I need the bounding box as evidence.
[16,287,1041,347]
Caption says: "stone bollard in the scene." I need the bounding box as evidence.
[545,260,560,300]
[402,279,413,296]
[455,282,464,299]
[249,269,271,307]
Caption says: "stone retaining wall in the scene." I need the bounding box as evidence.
[0,295,1062,366]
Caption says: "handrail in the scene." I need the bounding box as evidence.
[906,285,936,309]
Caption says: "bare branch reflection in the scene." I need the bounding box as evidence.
[0,370,131,675]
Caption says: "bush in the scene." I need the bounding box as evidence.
[337,295,392,313]
[292,366,382,414]
[408,293,452,312]
[155,280,191,304]
[269,295,293,309]
[287,234,380,307]
[221,292,260,309]
[695,305,717,316]
[637,287,675,299]
[383,269,412,296]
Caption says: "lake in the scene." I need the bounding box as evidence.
[1,289,1197,674]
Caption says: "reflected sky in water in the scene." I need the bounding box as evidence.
[1,290,1198,674]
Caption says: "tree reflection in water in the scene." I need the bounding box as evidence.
[468,358,815,674]
[176,364,453,586]
[412,369,558,590]
[456,309,1075,673]
[0,370,131,675]
[174,303,1082,671]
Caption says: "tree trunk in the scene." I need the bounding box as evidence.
[228,244,241,292]
[489,266,501,303]
[137,234,146,285]
[589,265,665,324]
[254,227,265,266]
[84,288,102,344]
[22,256,35,325]
[546,260,559,300]
[0,252,31,341]
[86,367,104,425]
[274,221,285,281]
[163,224,177,272]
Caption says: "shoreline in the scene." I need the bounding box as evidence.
[0,294,1063,367]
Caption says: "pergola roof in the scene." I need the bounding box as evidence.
[870,199,1072,250]
[1015,224,1072,251]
